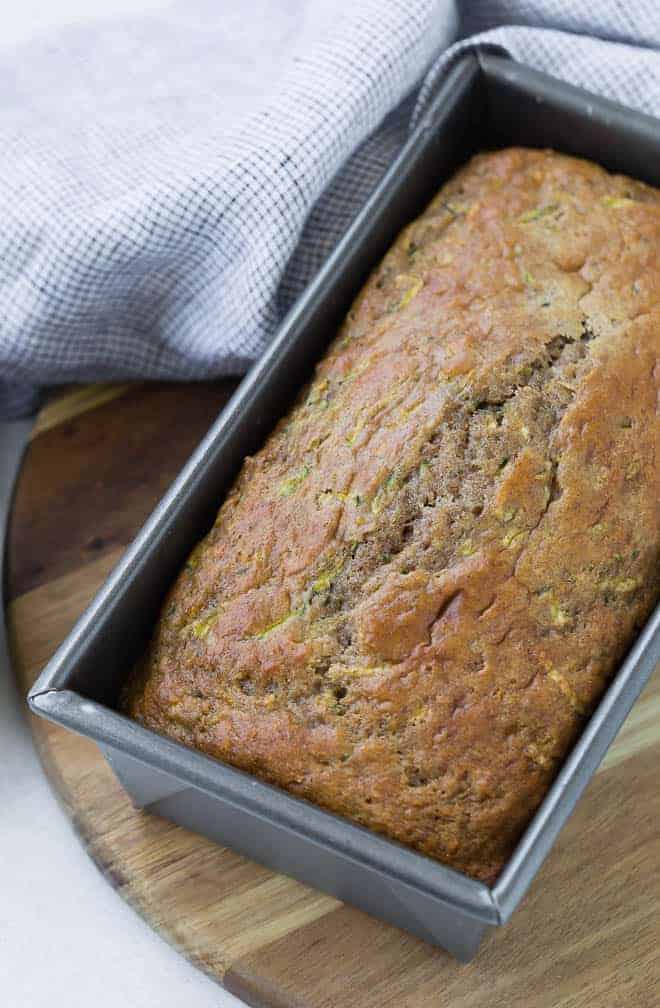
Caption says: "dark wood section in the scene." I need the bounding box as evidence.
[7,380,236,600]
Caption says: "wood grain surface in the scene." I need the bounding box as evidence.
[6,382,659,1008]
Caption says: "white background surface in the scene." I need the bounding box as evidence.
[0,3,260,1005]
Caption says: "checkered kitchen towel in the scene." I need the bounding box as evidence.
[1,1,659,417]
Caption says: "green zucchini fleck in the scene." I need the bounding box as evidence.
[519,203,559,223]
[278,465,311,497]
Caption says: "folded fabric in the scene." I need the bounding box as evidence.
[1,0,659,417]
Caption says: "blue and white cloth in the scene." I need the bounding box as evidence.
[1,1,659,417]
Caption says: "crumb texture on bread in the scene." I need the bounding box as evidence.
[125,148,660,883]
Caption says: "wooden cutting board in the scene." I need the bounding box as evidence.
[7,382,660,1008]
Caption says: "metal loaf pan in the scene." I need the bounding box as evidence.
[28,52,660,962]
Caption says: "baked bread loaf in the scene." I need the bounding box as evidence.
[125,148,660,883]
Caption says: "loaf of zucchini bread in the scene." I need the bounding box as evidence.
[125,148,660,883]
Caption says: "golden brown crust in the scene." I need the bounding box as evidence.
[124,148,660,883]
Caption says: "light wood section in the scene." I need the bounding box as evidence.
[8,383,659,1007]
[600,674,660,772]
[9,549,123,681]
[31,383,132,437]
